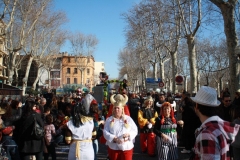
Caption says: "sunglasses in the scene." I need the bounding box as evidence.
[224,100,231,102]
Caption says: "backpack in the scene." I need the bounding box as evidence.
[31,114,44,140]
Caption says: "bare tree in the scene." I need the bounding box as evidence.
[177,41,190,91]
[177,0,202,94]
[0,0,51,85]
[209,0,239,97]
[21,6,67,94]
[68,32,98,85]
[123,4,152,90]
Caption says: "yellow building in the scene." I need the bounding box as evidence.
[62,54,95,91]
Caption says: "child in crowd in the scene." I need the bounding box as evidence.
[44,114,56,160]
[1,126,20,160]
[44,114,61,160]
[43,107,51,123]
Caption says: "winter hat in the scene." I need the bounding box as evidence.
[2,126,15,135]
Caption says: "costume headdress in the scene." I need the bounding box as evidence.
[110,94,128,109]
[143,96,153,107]
[110,94,129,128]
[72,94,96,127]
[160,102,176,125]
[82,94,96,114]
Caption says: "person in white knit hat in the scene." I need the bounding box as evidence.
[190,86,240,160]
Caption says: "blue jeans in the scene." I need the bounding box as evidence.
[92,139,98,160]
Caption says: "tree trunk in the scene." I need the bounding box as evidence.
[81,70,83,85]
[7,52,17,85]
[32,67,40,90]
[186,35,197,94]
[7,69,14,85]
[171,52,177,93]
[22,56,33,95]
[210,0,239,98]
[14,68,18,87]
[48,69,51,89]
[219,77,223,94]
[141,68,146,90]
[221,4,239,97]
[184,75,187,91]
[168,78,172,92]
[152,62,158,80]
[206,76,209,86]
[197,71,200,90]
[144,69,148,90]
[159,60,165,81]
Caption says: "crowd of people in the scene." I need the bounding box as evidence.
[0,85,239,160]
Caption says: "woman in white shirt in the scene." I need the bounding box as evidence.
[103,94,138,160]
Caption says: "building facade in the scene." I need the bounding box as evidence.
[49,55,62,88]
[62,53,95,91]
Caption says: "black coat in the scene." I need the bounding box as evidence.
[17,112,44,153]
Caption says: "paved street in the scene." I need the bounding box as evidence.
[54,135,191,160]
[97,135,191,160]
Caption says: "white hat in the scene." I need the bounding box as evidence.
[191,86,220,107]
[236,89,240,93]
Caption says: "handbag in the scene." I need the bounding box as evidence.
[31,114,44,140]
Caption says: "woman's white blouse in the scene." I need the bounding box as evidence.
[103,115,138,151]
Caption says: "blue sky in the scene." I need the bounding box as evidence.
[54,0,140,79]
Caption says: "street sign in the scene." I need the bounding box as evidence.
[146,83,159,89]
[146,78,161,83]
[159,82,164,88]
[175,75,183,83]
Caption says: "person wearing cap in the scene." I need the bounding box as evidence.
[100,94,131,144]
[191,86,240,159]
[1,126,20,160]
[153,102,178,160]
[105,94,130,118]
[138,96,158,157]
[103,94,138,160]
